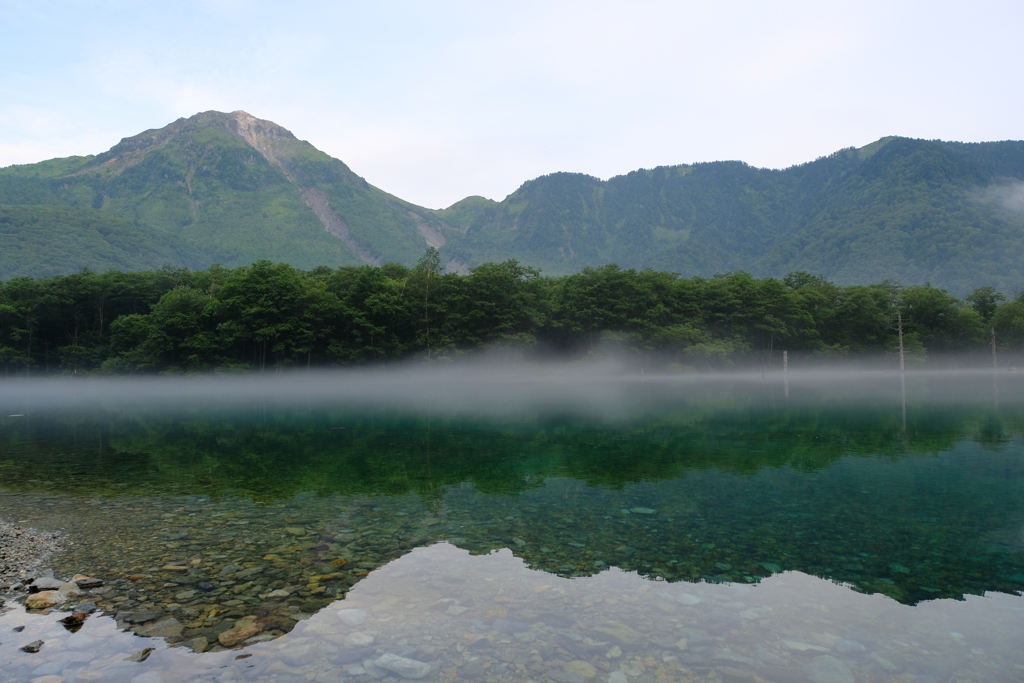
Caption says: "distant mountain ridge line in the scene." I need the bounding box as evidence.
[2,110,1024,294]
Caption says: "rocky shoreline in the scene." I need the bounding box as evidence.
[0,518,65,594]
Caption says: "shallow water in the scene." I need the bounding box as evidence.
[0,369,1022,682]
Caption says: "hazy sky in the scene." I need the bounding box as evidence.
[3,0,1021,209]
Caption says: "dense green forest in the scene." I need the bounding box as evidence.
[2,250,1023,375]
[439,137,1024,294]
[3,110,1024,294]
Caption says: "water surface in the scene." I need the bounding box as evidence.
[0,368,1022,682]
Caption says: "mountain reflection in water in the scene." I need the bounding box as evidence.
[0,370,1023,680]
[2,542,1023,682]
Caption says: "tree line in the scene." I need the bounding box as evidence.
[1,248,1022,375]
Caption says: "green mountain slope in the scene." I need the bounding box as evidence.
[438,137,1024,294]
[0,204,198,278]
[2,112,1023,294]
[0,111,449,275]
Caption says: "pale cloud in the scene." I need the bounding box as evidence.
[976,180,1024,218]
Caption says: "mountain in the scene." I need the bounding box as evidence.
[3,111,1024,294]
[0,111,454,277]
[437,137,1024,295]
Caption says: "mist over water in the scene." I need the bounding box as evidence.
[1,358,1020,418]
[2,361,1023,681]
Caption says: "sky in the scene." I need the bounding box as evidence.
[2,0,1022,209]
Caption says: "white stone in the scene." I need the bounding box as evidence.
[675,592,701,605]
[56,582,82,599]
[345,631,375,647]
[869,652,898,672]
[336,609,367,627]
[375,653,431,679]
[782,640,830,653]
[804,655,855,683]
[130,672,166,683]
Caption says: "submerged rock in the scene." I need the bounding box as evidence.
[218,619,262,647]
[805,655,855,683]
[564,660,598,678]
[137,618,184,638]
[336,608,367,626]
[125,647,155,662]
[592,621,643,646]
[375,653,431,679]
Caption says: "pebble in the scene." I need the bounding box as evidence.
[592,621,642,645]
[782,639,830,653]
[345,631,374,646]
[137,618,184,638]
[125,648,155,662]
[374,653,431,679]
[336,608,367,626]
[675,592,701,605]
[869,651,899,672]
[805,655,856,683]
[834,638,866,653]
[21,639,45,653]
[564,660,598,678]
[73,576,103,589]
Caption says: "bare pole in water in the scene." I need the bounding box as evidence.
[898,312,906,432]
[991,327,998,370]
[898,312,905,374]
[992,327,1000,409]
[783,350,789,398]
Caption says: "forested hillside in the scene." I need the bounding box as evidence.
[439,138,1024,294]
[2,254,1022,376]
[2,111,1024,294]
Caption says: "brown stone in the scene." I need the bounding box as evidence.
[26,591,63,610]
[593,621,643,646]
[218,620,263,647]
[564,661,597,679]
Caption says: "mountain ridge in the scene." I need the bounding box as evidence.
[2,111,1024,294]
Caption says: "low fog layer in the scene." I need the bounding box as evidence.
[0,358,1020,419]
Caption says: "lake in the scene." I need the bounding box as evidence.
[0,367,1022,683]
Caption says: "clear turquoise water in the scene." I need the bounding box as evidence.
[0,369,1022,682]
